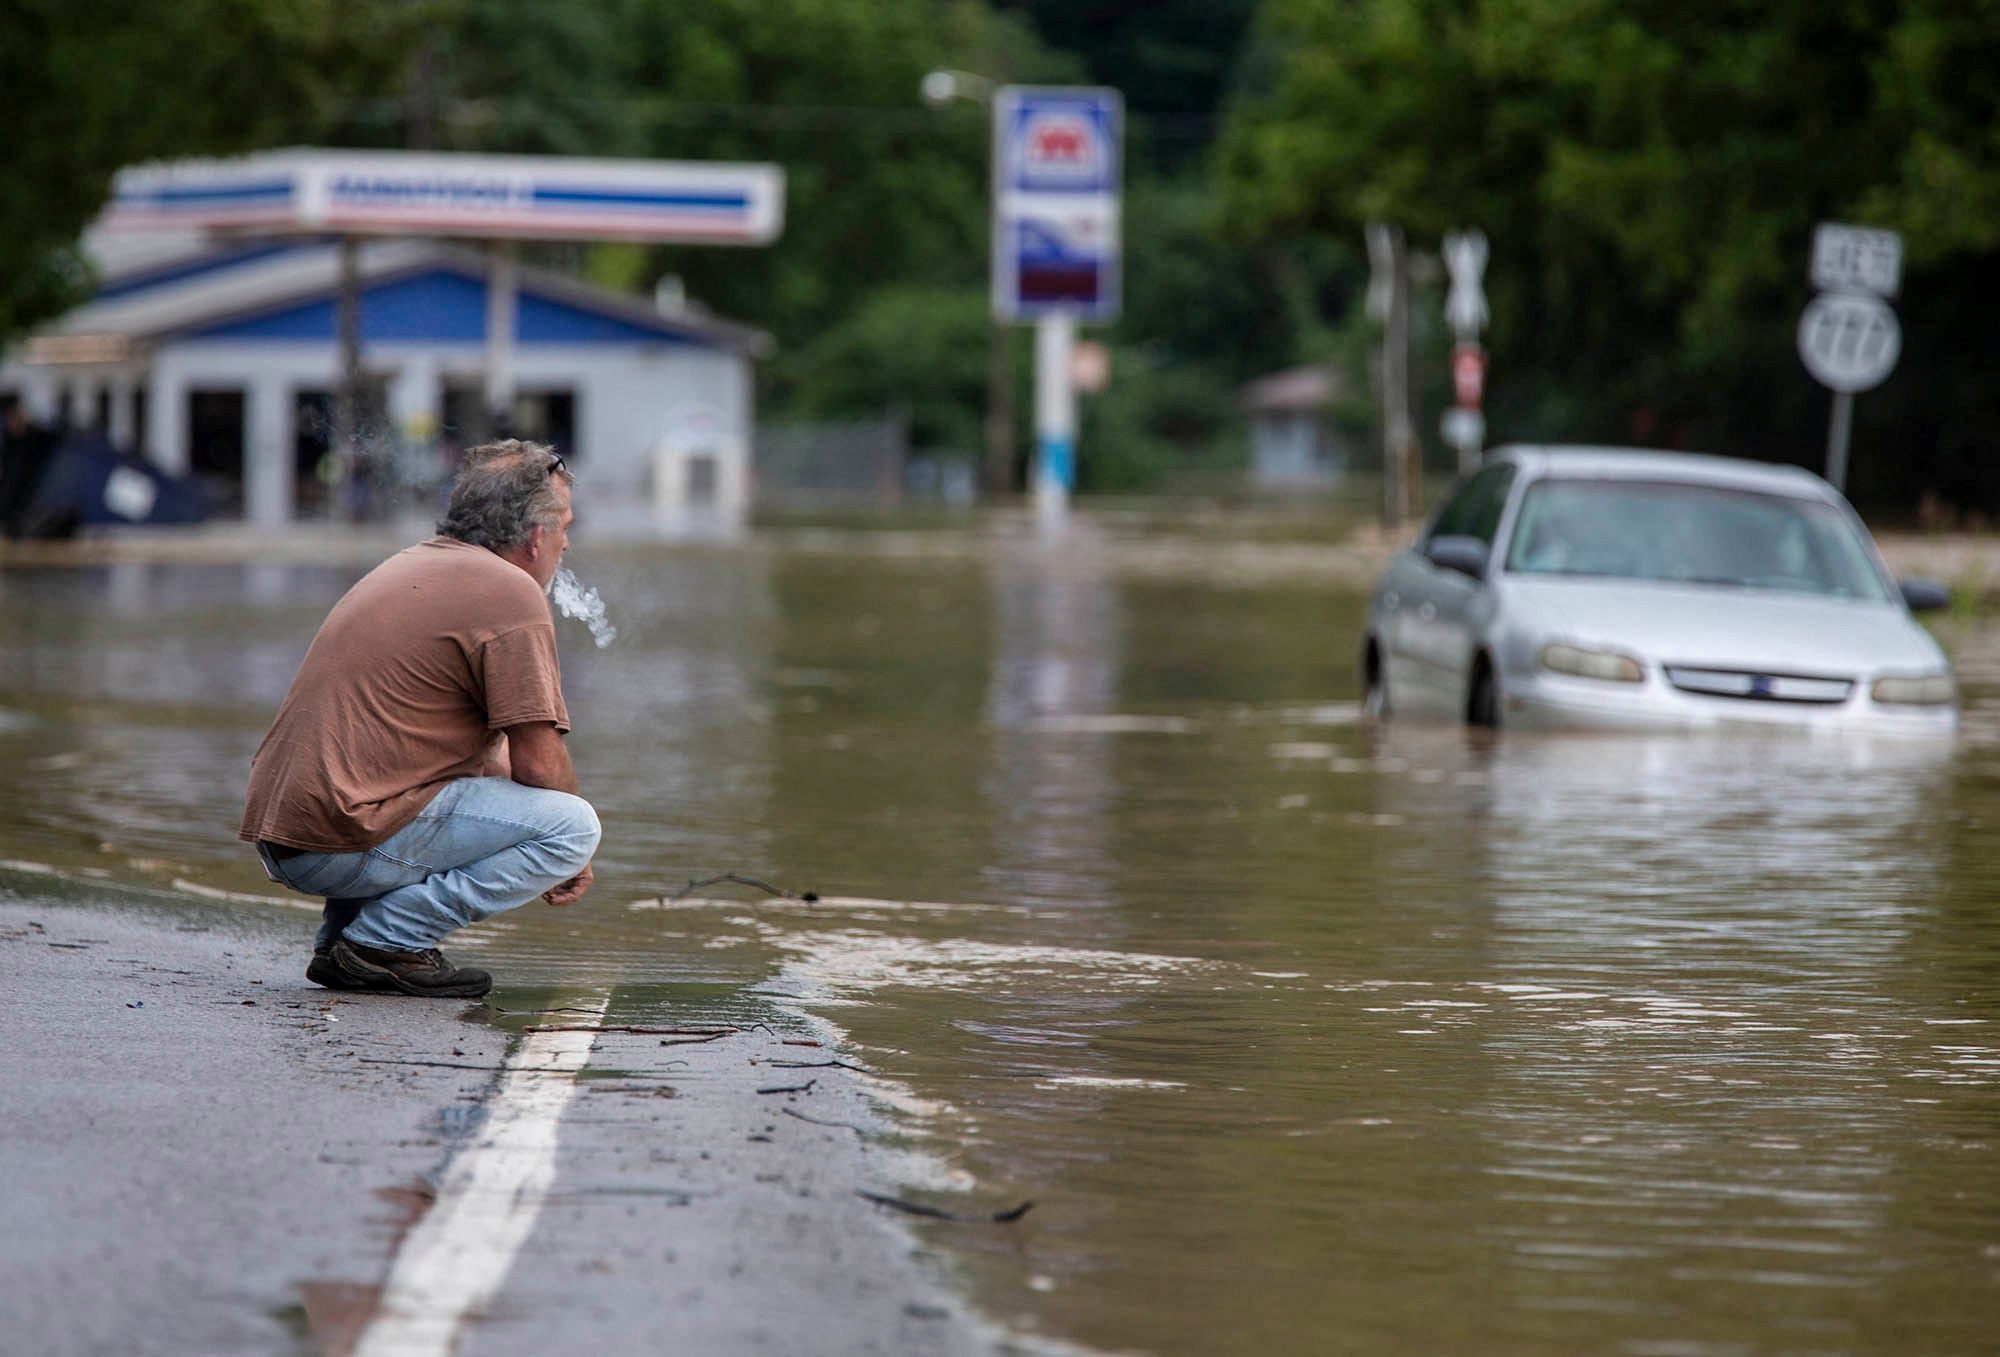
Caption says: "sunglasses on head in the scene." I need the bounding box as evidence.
[546,451,568,476]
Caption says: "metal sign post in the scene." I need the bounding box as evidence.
[1366,222,1415,526]
[483,241,518,437]
[1797,223,1901,491]
[992,86,1122,531]
[1441,230,1489,472]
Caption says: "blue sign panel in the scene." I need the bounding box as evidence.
[993,87,1122,323]
[105,150,786,246]
[999,91,1121,196]
[1012,217,1112,311]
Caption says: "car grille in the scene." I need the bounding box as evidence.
[1663,666,1854,704]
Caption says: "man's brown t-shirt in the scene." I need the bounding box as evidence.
[239,537,569,852]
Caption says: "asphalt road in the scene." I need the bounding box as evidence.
[0,883,1024,1356]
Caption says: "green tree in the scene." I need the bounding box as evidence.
[995,0,1262,172]
[0,0,419,344]
[361,0,1070,448]
[1217,0,2000,511]
[611,0,1067,356]
[785,284,992,453]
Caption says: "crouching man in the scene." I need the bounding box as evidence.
[240,440,599,997]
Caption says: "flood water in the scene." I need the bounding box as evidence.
[4,514,2000,1356]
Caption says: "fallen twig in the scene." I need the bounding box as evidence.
[359,1057,539,1072]
[522,1025,733,1038]
[756,1080,817,1095]
[858,1191,1036,1224]
[768,1058,873,1074]
[492,1005,607,1016]
[356,1055,689,1074]
[780,1106,866,1134]
[669,872,820,903]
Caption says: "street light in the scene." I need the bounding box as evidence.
[921,68,994,110]
[921,68,1015,499]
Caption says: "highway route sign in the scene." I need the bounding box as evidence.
[1811,223,1901,299]
[1798,291,1900,394]
[1441,407,1485,455]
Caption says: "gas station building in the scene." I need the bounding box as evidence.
[0,149,783,537]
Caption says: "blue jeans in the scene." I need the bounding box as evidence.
[264,777,600,953]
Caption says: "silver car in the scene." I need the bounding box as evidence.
[1362,446,1957,733]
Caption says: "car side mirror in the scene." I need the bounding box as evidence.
[1424,534,1489,581]
[1900,577,1950,613]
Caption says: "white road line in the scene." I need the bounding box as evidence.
[353,995,608,1357]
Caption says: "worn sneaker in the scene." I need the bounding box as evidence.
[306,947,383,991]
[329,938,493,998]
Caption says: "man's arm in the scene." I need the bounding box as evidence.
[504,720,579,794]
[503,721,593,905]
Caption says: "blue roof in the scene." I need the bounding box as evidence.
[173,264,713,348]
[95,239,311,302]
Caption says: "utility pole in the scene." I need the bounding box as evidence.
[983,323,1015,497]
[923,69,1019,499]
[1442,229,1489,473]
[332,235,362,522]
[1368,222,1417,528]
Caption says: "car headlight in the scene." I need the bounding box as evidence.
[1870,672,1956,705]
[1539,643,1644,683]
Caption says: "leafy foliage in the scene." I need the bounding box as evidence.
[1218,0,2000,510]
[995,0,1261,172]
[0,0,420,340]
[785,284,994,454]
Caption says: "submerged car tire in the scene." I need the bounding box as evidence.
[1363,642,1391,719]
[1468,659,1500,728]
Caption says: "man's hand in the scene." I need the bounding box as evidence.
[543,863,594,907]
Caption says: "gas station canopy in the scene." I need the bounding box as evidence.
[101,148,785,246]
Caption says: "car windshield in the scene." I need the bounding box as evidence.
[1503,477,1894,602]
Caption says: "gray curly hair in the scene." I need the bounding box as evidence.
[437,440,573,550]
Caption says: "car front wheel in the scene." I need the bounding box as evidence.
[1363,641,1391,718]
[1467,659,1499,728]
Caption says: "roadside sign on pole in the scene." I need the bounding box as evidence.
[1441,408,1485,456]
[1811,223,1901,299]
[1451,344,1485,407]
[993,87,1122,324]
[1799,222,1903,491]
[1441,229,1491,470]
[1798,291,1900,394]
[1442,230,1488,340]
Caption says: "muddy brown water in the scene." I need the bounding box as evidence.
[4,515,2000,1356]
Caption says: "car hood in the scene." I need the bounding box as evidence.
[1496,577,1948,675]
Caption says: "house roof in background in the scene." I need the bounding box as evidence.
[39,235,769,357]
[1240,363,1352,413]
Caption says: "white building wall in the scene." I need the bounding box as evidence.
[0,360,62,425]
[107,373,138,447]
[410,341,753,539]
[567,345,751,539]
[0,356,148,437]
[145,353,191,474]
[7,324,752,535]
[140,337,750,534]
[243,377,293,528]
[1251,411,1340,489]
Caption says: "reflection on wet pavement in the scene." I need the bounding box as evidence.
[4,521,1999,1355]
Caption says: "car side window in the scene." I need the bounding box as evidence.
[1468,464,1515,544]
[1427,463,1515,545]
